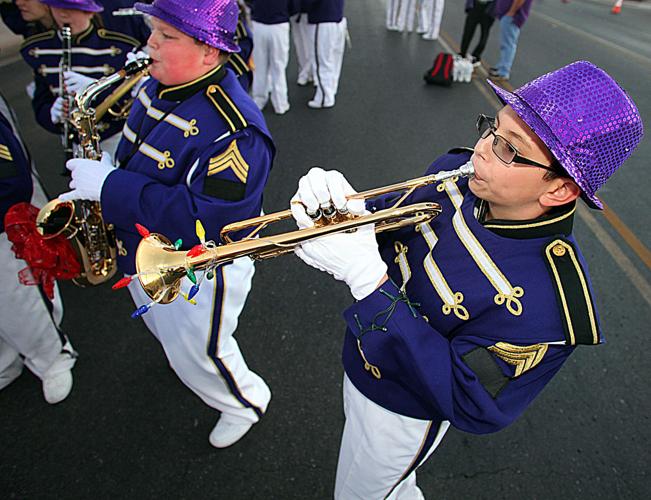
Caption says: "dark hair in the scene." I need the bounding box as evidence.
[543,161,570,181]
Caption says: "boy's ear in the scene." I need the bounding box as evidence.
[203,45,221,65]
[540,178,581,207]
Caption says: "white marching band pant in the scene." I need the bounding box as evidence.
[291,13,314,86]
[251,20,291,114]
[127,256,270,424]
[307,17,348,107]
[386,0,445,39]
[0,179,74,389]
[335,375,450,500]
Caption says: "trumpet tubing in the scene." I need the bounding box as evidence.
[135,162,474,304]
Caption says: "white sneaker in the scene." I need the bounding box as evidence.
[273,103,290,115]
[307,98,335,109]
[42,370,73,404]
[209,417,254,448]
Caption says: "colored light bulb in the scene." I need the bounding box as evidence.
[186,267,197,284]
[187,284,200,300]
[174,239,183,250]
[135,223,150,238]
[186,244,205,258]
[196,219,206,244]
[112,276,132,290]
[131,303,150,318]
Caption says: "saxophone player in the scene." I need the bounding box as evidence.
[0,92,77,404]
[19,0,143,157]
[58,0,275,449]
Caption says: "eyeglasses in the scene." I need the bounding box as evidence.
[476,114,559,173]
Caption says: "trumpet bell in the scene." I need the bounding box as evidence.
[135,234,187,304]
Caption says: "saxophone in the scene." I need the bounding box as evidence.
[36,55,151,286]
[59,24,74,175]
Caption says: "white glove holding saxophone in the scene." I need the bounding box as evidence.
[290,167,388,300]
[125,49,151,98]
[50,96,66,124]
[59,151,116,202]
[63,71,97,95]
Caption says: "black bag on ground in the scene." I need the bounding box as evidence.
[424,52,454,86]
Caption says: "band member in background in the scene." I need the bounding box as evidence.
[225,1,254,91]
[20,0,142,157]
[290,61,643,498]
[304,0,346,109]
[290,0,314,87]
[0,92,77,404]
[249,0,292,115]
[5,0,55,38]
[57,0,275,449]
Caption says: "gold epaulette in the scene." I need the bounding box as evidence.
[205,84,248,133]
[20,30,55,49]
[544,238,600,345]
[97,28,140,47]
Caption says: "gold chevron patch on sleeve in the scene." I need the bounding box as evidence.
[487,342,548,377]
[0,144,13,161]
[208,140,249,183]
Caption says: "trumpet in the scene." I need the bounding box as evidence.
[134,162,474,305]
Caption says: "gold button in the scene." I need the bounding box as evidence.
[553,244,566,257]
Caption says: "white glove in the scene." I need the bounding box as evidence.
[125,50,150,98]
[63,71,97,95]
[50,96,65,124]
[58,151,116,202]
[291,168,388,300]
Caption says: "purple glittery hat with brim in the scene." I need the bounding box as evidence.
[487,61,643,209]
[135,0,240,53]
[40,0,103,12]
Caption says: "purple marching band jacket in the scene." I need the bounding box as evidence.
[20,20,141,140]
[343,148,602,434]
[104,65,275,275]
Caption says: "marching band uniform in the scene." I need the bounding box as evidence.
[305,0,346,109]
[0,92,76,404]
[20,1,141,156]
[290,0,314,86]
[225,8,254,92]
[291,62,643,498]
[98,0,151,47]
[249,0,292,114]
[59,0,275,448]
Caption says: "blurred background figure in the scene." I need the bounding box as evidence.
[250,0,292,115]
[291,0,314,86]
[305,0,346,109]
[421,0,445,40]
[0,91,76,405]
[488,0,533,81]
[459,0,495,66]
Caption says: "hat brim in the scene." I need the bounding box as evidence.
[41,0,103,12]
[135,2,240,53]
[487,79,602,209]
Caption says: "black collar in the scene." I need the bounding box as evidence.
[478,200,576,239]
[156,65,227,102]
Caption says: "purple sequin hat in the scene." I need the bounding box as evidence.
[487,61,643,209]
[40,0,103,12]
[135,0,240,53]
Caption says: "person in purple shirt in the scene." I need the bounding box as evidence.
[290,61,642,498]
[489,0,533,80]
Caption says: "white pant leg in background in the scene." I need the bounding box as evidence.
[99,132,122,158]
[417,0,431,33]
[334,375,450,500]
[422,0,445,40]
[395,0,414,32]
[128,256,270,424]
[291,13,314,85]
[386,0,400,30]
[0,233,71,388]
[309,18,347,108]
[251,20,290,114]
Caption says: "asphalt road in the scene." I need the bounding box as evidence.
[1,1,650,499]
